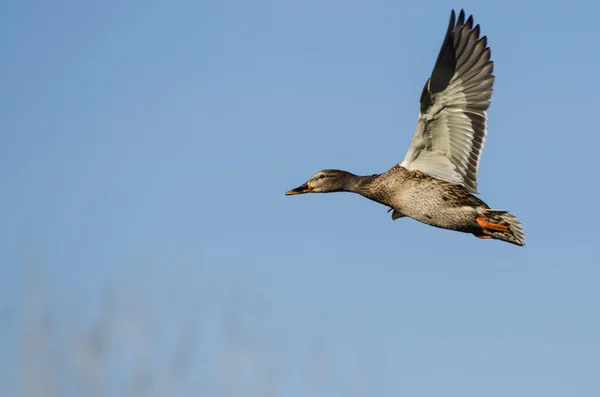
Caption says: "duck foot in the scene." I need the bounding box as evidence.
[476,216,509,232]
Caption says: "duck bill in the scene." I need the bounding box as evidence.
[286,182,313,195]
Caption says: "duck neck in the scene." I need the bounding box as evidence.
[342,173,380,195]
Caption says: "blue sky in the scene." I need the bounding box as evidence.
[2,0,599,395]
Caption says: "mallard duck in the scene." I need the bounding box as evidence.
[286,9,525,246]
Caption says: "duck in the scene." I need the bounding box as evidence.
[286,9,525,246]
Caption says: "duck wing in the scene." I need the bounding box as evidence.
[400,10,494,194]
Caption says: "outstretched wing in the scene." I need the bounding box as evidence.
[400,10,494,194]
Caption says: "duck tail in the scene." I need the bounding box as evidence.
[474,209,526,246]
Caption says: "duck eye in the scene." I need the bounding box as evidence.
[319,174,325,179]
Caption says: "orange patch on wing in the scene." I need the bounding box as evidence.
[476,217,509,232]
[473,233,492,239]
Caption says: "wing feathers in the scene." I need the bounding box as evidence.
[400,10,494,193]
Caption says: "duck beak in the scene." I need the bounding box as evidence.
[286,181,313,195]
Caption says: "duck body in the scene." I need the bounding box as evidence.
[364,165,486,229]
[359,166,524,245]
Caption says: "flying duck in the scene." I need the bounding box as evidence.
[286,10,525,246]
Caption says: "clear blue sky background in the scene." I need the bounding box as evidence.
[2,0,599,395]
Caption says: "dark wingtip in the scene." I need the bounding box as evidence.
[448,10,456,31]
[465,15,474,29]
[457,9,466,25]
[427,9,460,97]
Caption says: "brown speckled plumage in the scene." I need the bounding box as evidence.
[362,165,488,229]
[361,165,514,235]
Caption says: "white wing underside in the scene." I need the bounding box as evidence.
[400,10,494,194]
